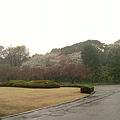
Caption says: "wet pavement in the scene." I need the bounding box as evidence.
[1,85,120,120]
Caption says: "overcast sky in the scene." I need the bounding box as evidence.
[0,0,120,55]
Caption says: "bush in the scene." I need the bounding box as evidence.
[81,85,94,94]
[11,80,28,87]
[27,80,60,88]
[0,80,60,88]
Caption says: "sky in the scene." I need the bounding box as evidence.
[0,0,120,55]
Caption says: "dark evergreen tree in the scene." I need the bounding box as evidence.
[81,44,101,82]
[108,53,120,82]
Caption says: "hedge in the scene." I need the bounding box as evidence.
[81,85,94,94]
[0,80,60,88]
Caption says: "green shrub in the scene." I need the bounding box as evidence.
[42,82,60,88]
[27,80,60,88]
[0,80,60,88]
[11,80,28,87]
[81,85,94,94]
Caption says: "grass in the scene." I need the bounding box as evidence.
[0,87,88,117]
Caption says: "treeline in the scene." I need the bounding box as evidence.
[0,64,91,84]
[0,40,120,83]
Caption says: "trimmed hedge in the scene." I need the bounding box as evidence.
[81,85,94,94]
[27,80,60,88]
[0,80,60,88]
[0,80,94,93]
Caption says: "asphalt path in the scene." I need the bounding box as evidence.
[1,85,120,120]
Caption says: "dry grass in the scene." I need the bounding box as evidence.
[0,87,88,117]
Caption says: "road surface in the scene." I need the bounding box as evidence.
[1,85,120,120]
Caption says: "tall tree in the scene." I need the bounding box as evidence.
[103,40,120,65]
[2,45,30,66]
[81,44,100,71]
[81,44,101,82]
[108,53,120,82]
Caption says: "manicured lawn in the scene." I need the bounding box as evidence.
[0,87,88,117]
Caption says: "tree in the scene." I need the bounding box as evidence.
[0,46,4,64]
[103,40,120,65]
[81,44,101,82]
[108,53,120,82]
[0,64,20,82]
[2,45,30,66]
[22,52,82,69]
[81,44,100,71]
[60,40,105,55]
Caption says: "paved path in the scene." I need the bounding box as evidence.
[1,85,120,120]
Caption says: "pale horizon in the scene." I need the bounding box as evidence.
[0,0,120,55]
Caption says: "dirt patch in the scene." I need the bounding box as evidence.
[0,87,88,117]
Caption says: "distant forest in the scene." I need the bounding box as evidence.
[0,40,120,83]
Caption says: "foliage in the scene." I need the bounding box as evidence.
[0,64,20,82]
[81,44,102,82]
[60,40,105,55]
[103,40,120,65]
[81,44,100,71]
[0,40,120,84]
[98,66,113,83]
[108,53,120,81]
[1,45,30,66]
[0,80,60,88]
[27,80,60,88]
[58,64,93,84]
[22,52,82,68]
[81,85,94,94]
[22,40,105,68]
